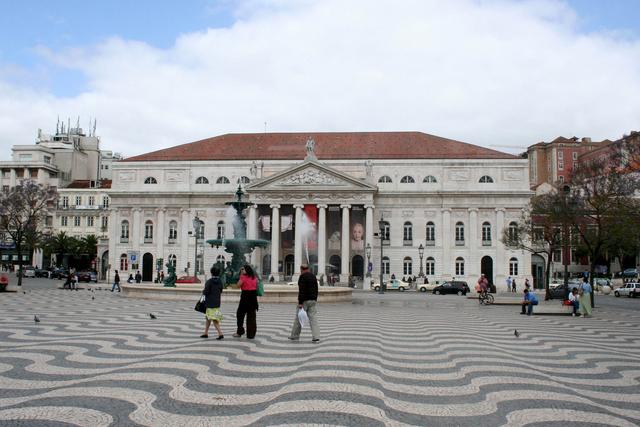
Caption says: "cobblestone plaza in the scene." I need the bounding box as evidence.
[1,287,639,426]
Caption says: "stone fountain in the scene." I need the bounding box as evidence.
[206,185,269,283]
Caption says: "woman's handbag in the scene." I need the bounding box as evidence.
[256,278,264,297]
[194,295,206,313]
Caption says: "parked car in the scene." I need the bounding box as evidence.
[549,279,583,300]
[614,282,640,298]
[16,266,36,278]
[417,282,438,292]
[49,268,69,280]
[432,281,470,296]
[370,279,410,292]
[77,270,98,283]
[176,276,201,284]
[622,268,638,278]
[34,268,50,278]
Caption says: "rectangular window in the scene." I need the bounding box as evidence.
[2,185,8,193]
[44,156,51,164]
[19,154,32,161]
[102,196,109,208]
[75,196,82,206]
[87,216,94,227]
[102,216,108,230]
[74,216,81,227]
[88,196,95,206]
[30,170,38,178]
[572,152,578,160]
[558,161,564,171]
[558,151,563,159]
[553,249,561,262]
[16,170,23,178]
[62,196,69,208]
[382,259,390,275]
[61,216,68,226]
[573,162,578,170]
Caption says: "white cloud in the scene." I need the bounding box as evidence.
[1,0,639,157]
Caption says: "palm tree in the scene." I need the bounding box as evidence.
[43,231,74,268]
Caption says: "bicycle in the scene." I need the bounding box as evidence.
[478,292,494,305]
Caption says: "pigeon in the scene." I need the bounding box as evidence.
[514,329,520,338]
[23,291,26,294]
[92,296,95,300]
[34,315,40,323]
[149,313,157,319]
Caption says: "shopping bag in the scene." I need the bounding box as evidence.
[256,278,264,297]
[194,295,206,314]
[298,308,309,327]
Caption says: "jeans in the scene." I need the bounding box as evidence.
[521,300,538,315]
[570,300,579,315]
[290,300,320,340]
[111,282,121,292]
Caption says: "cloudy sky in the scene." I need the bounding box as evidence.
[1,0,639,157]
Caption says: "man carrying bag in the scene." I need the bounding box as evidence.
[288,264,320,343]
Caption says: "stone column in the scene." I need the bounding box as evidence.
[496,208,505,283]
[442,209,451,277]
[468,208,478,278]
[108,208,118,274]
[340,204,351,283]
[317,204,327,281]
[293,204,304,281]
[248,204,259,267]
[9,169,16,187]
[132,208,141,270]
[270,204,281,281]
[180,209,190,275]
[156,208,166,271]
[365,204,374,288]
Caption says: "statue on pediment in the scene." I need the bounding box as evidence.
[305,137,317,160]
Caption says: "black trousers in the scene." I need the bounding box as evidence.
[236,290,258,338]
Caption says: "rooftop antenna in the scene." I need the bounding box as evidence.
[56,116,60,134]
[67,118,70,136]
[93,118,97,137]
[76,116,80,130]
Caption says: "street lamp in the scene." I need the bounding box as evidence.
[378,217,385,294]
[192,216,203,279]
[365,243,372,278]
[418,243,425,278]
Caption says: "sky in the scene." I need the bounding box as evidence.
[0,0,639,157]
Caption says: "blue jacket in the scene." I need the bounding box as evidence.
[525,292,538,304]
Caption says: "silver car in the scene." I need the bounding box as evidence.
[614,282,640,298]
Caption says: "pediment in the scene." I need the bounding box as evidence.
[247,160,376,192]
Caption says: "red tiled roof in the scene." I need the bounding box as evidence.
[65,179,112,189]
[123,132,516,162]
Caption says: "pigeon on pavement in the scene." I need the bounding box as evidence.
[34,315,40,323]
[514,329,520,338]
[149,313,157,319]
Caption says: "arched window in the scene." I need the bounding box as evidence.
[239,176,250,184]
[195,176,209,184]
[144,220,153,242]
[120,253,128,271]
[482,222,491,245]
[216,176,230,184]
[217,221,225,239]
[378,175,392,183]
[381,221,390,241]
[403,257,413,275]
[426,221,435,245]
[144,177,157,184]
[168,220,177,241]
[382,256,390,275]
[455,257,465,276]
[508,221,519,243]
[423,175,437,183]
[425,257,435,275]
[400,175,415,183]
[120,220,129,242]
[479,175,494,183]
[168,254,177,267]
[197,223,205,239]
[403,221,413,243]
[455,222,464,245]
[509,257,519,276]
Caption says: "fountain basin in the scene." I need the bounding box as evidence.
[121,283,353,303]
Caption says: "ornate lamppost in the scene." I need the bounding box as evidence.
[193,216,203,279]
[378,217,385,294]
[418,243,425,278]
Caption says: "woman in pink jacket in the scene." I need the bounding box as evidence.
[233,264,259,339]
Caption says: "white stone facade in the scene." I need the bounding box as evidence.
[107,154,533,287]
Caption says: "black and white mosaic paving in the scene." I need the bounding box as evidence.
[1,289,639,426]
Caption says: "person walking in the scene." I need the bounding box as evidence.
[200,265,224,340]
[506,276,512,292]
[111,270,121,292]
[512,279,517,293]
[233,264,259,339]
[579,277,593,317]
[135,270,142,283]
[289,264,320,342]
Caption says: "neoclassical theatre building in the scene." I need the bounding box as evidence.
[105,132,533,288]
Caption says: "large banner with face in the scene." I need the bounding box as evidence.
[350,207,365,252]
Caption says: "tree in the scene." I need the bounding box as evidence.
[502,193,564,300]
[43,231,74,268]
[0,181,57,286]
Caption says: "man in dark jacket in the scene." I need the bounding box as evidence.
[289,264,320,342]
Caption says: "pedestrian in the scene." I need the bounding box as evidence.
[233,264,259,339]
[506,276,513,292]
[319,274,324,287]
[135,270,142,283]
[111,270,121,292]
[127,274,134,283]
[200,265,224,340]
[70,270,77,290]
[568,287,580,316]
[524,278,531,290]
[520,288,538,315]
[578,277,593,317]
[512,279,517,293]
[160,271,165,282]
[289,263,320,342]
